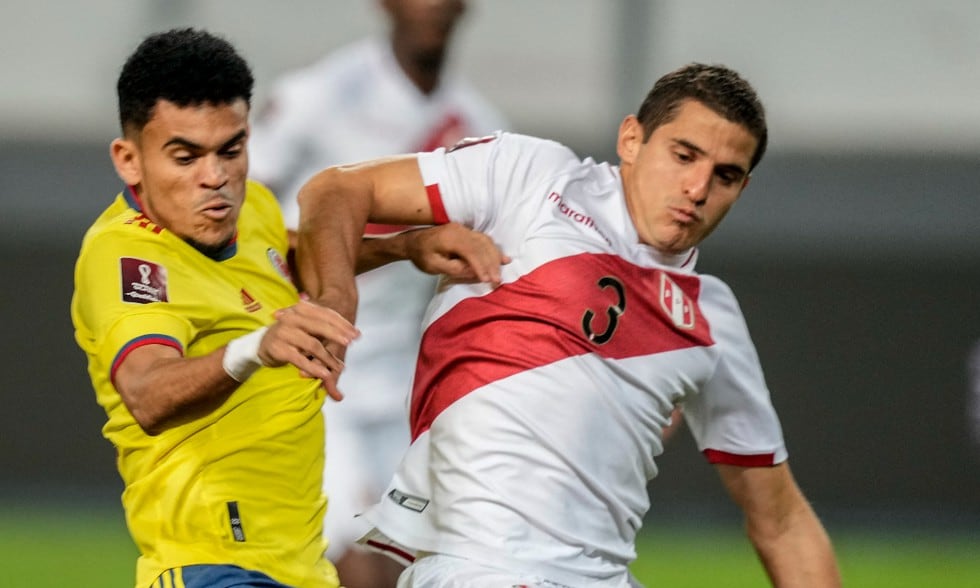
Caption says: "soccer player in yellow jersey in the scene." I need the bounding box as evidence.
[71,28,505,588]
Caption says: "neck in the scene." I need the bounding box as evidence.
[186,236,234,260]
[390,37,445,95]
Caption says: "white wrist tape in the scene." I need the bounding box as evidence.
[222,326,269,382]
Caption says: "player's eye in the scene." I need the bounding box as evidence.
[674,150,694,163]
[717,172,737,186]
[221,146,243,159]
[715,168,744,187]
[170,149,198,165]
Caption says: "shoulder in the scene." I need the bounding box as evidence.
[79,194,165,254]
[696,273,741,316]
[307,40,376,85]
[498,133,589,188]
[245,179,279,210]
[273,39,376,96]
[429,132,582,188]
[260,40,373,119]
[74,203,181,308]
[241,180,288,247]
[243,180,285,228]
[467,131,581,167]
[695,273,759,347]
[698,273,736,300]
[497,131,576,153]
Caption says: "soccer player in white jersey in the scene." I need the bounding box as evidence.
[250,2,506,586]
[294,64,842,587]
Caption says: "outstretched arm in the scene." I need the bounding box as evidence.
[287,221,505,287]
[294,156,507,346]
[295,156,434,324]
[356,223,508,282]
[716,462,841,587]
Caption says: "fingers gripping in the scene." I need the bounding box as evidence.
[258,301,359,399]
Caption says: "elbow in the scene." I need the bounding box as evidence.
[129,406,167,436]
[296,166,345,227]
[140,423,165,437]
[118,390,169,436]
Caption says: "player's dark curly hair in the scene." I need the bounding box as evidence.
[117,28,254,133]
[636,63,768,170]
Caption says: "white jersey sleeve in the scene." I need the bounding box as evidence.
[417,132,581,234]
[683,275,788,465]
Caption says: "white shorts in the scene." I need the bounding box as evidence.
[396,553,578,588]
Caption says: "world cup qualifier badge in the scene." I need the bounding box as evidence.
[120,257,168,304]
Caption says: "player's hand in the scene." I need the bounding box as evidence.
[405,222,510,287]
[258,299,359,401]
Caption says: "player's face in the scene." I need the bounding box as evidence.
[117,99,249,252]
[617,99,757,254]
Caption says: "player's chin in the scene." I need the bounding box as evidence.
[186,227,237,257]
[647,230,693,254]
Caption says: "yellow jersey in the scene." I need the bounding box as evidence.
[71,181,338,588]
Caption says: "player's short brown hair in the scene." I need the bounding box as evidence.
[636,63,768,170]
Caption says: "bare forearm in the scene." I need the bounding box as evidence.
[119,351,237,435]
[748,503,841,587]
[295,166,369,320]
[356,234,415,274]
[717,463,841,587]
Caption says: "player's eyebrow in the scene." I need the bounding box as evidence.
[673,138,705,156]
[164,129,247,152]
[673,138,748,179]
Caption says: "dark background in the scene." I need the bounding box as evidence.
[2,139,978,529]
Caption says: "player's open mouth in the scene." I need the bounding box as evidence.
[201,202,233,220]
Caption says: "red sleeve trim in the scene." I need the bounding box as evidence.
[364,539,415,565]
[425,183,449,224]
[110,334,184,385]
[703,448,776,467]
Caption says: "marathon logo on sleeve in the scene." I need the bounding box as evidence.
[120,257,168,304]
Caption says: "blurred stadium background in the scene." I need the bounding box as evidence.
[1,1,978,586]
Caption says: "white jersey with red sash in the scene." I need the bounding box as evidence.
[360,132,786,586]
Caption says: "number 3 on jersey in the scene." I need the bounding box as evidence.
[581,276,626,344]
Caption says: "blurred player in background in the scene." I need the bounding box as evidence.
[295,63,842,587]
[250,1,506,586]
[71,27,506,588]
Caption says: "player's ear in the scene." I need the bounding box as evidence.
[110,137,142,187]
[616,115,642,165]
